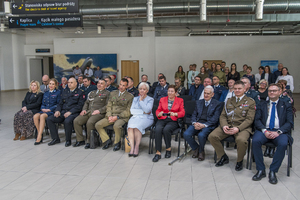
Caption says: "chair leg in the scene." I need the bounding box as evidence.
[249,145,253,170]
[287,145,291,177]
[148,130,152,154]
[177,130,181,157]
[246,139,251,169]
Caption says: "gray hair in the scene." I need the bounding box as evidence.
[204,85,214,93]
[241,77,250,84]
[138,82,149,91]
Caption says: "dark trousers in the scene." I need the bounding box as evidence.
[155,118,179,153]
[47,113,79,141]
[183,125,214,153]
[252,130,289,172]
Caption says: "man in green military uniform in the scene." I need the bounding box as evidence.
[95,78,133,151]
[241,77,260,105]
[208,80,256,171]
[73,79,110,149]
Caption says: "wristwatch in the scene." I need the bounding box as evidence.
[277,130,283,135]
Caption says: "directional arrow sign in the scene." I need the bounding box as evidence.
[9,18,14,23]
[13,4,18,9]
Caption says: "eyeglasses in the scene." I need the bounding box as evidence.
[268,90,279,93]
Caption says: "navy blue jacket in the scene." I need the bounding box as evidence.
[189,84,204,100]
[273,70,282,83]
[56,88,85,115]
[245,89,260,105]
[153,83,169,100]
[22,92,43,114]
[191,99,222,128]
[254,99,293,143]
[261,73,274,84]
[127,87,139,97]
[219,90,234,102]
[41,89,61,112]
[106,85,117,92]
[83,85,97,97]
[213,85,226,101]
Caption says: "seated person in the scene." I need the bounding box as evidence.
[126,77,139,97]
[127,82,154,157]
[195,77,213,100]
[252,84,293,184]
[84,66,93,77]
[110,74,119,88]
[213,64,226,86]
[94,66,103,82]
[40,75,50,93]
[82,77,97,97]
[219,79,235,103]
[104,76,117,92]
[137,74,151,89]
[73,79,110,149]
[188,76,203,100]
[33,78,61,145]
[73,65,82,80]
[77,75,84,89]
[243,66,255,89]
[153,75,169,100]
[149,73,164,95]
[257,79,269,101]
[241,77,260,105]
[212,76,226,101]
[95,78,133,151]
[208,80,256,171]
[13,81,43,141]
[59,77,68,91]
[47,77,85,147]
[174,78,186,96]
[152,85,185,162]
[275,67,294,92]
[183,86,222,161]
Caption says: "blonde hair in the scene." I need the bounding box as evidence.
[259,79,268,88]
[29,80,41,93]
[49,78,59,89]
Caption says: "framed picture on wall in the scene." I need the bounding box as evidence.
[260,60,278,73]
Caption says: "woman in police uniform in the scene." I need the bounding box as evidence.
[33,78,61,145]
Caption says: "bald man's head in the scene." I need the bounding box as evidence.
[42,75,50,85]
[68,77,78,90]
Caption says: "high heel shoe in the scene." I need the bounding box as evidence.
[34,135,43,145]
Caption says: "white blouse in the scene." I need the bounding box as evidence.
[276,75,294,92]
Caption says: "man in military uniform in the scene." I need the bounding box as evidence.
[126,77,139,97]
[241,77,260,105]
[73,79,110,149]
[95,78,133,151]
[104,76,117,92]
[47,77,85,147]
[208,80,256,171]
[212,76,226,101]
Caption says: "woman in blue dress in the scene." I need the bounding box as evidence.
[33,78,61,145]
[127,82,154,157]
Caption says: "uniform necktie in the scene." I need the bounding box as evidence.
[269,102,276,130]
[237,97,240,103]
[205,101,209,107]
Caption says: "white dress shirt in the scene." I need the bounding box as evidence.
[262,99,280,133]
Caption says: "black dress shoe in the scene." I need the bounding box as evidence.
[113,142,121,151]
[128,154,134,157]
[269,171,278,184]
[235,161,243,171]
[133,154,139,157]
[102,139,112,150]
[152,154,161,162]
[84,143,90,149]
[192,148,199,158]
[65,140,71,147]
[165,150,171,158]
[264,147,270,157]
[269,147,275,158]
[48,139,60,146]
[34,135,43,145]
[73,141,85,147]
[215,154,229,167]
[252,170,266,181]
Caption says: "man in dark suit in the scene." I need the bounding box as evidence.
[47,77,85,147]
[149,73,164,95]
[126,77,139,97]
[212,76,226,101]
[195,77,213,100]
[183,86,222,161]
[153,75,169,100]
[252,84,293,184]
[188,75,203,100]
[82,77,97,97]
[219,79,235,102]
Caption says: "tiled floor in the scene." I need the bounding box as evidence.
[0,90,300,200]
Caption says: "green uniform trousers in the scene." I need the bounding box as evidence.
[74,113,105,143]
[95,118,127,144]
[208,126,250,162]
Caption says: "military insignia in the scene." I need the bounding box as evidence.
[74,94,79,96]
[83,95,85,98]
[240,106,242,109]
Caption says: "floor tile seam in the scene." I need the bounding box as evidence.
[3,171,48,191]
[229,166,246,200]
[277,176,299,199]
[258,181,272,200]
[140,161,155,199]
[210,164,221,200]
[36,191,50,200]
[41,174,67,193]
